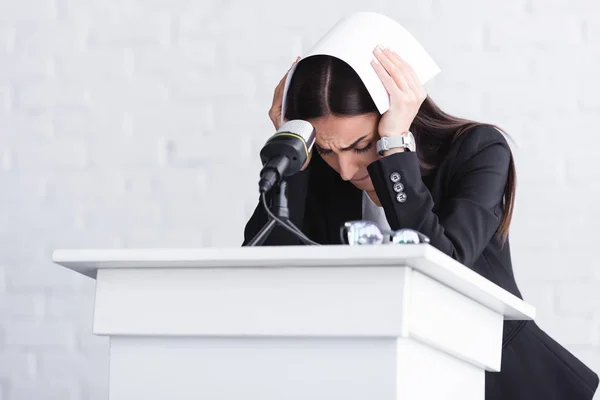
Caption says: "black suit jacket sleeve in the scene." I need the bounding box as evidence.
[367,126,511,267]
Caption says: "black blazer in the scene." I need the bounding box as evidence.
[243,125,599,399]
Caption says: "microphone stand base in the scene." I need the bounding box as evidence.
[245,217,290,247]
[244,180,306,247]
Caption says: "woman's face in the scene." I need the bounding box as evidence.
[307,113,381,192]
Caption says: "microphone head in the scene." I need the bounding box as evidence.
[276,119,316,151]
[260,120,316,175]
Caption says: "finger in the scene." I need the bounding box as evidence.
[399,60,427,100]
[285,56,301,77]
[384,50,425,97]
[385,50,416,87]
[371,57,403,100]
[270,57,301,125]
[374,47,410,92]
[381,48,420,94]
[272,54,304,150]
[274,78,285,100]
[275,58,300,96]
[276,58,299,90]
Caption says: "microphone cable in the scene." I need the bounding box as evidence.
[260,192,320,246]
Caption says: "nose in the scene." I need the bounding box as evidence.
[338,154,359,181]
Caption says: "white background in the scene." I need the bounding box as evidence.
[1,0,599,398]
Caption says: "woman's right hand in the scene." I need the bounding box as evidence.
[268,56,301,130]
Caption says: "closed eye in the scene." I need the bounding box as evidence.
[316,146,333,156]
[354,141,373,154]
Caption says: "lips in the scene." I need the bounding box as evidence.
[352,175,370,182]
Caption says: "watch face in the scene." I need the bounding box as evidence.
[406,131,416,152]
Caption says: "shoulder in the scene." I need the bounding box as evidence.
[447,124,512,172]
[453,124,511,158]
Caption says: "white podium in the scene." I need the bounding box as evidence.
[52,244,535,400]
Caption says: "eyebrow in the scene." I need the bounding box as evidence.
[316,134,370,152]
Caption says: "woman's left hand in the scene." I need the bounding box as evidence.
[371,45,427,138]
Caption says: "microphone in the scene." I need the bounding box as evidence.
[258,119,316,193]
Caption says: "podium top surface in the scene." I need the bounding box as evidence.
[52,244,535,320]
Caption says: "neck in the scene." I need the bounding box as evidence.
[366,190,381,207]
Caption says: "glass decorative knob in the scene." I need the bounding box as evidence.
[340,220,385,245]
[389,229,430,244]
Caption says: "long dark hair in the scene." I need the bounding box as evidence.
[284,55,516,243]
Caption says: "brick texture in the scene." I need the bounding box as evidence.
[0,0,599,398]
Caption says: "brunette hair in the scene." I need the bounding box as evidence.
[283,55,515,243]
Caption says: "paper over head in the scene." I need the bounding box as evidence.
[281,11,440,124]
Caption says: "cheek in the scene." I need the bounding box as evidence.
[359,148,379,166]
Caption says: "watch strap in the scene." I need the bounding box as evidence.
[376,134,414,155]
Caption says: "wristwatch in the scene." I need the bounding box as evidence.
[376,131,416,155]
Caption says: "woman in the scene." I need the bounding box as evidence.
[242,46,599,399]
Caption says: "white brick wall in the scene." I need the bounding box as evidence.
[0,0,599,398]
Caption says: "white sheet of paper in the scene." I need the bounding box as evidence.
[281,12,440,124]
